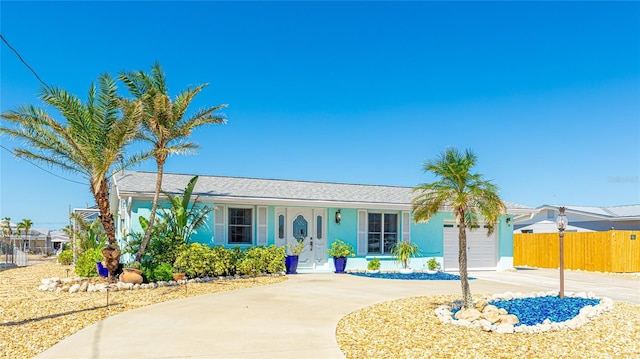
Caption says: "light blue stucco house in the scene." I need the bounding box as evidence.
[111,171,534,272]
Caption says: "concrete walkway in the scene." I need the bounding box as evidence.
[37,270,639,359]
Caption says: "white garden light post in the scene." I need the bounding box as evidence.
[556,206,568,299]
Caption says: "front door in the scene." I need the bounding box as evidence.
[287,208,327,269]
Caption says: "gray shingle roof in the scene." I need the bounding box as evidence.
[113,170,531,211]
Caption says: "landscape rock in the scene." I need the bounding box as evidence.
[455,308,482,322]
[481,311,501,323]
[68,284,80,293]
[496,323,514,334]
[499,314,519,325]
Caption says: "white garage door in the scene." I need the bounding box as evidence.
[443,224,497,270]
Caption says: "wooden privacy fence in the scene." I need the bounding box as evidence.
[514,230,639,273]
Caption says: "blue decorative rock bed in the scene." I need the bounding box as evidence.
[349,271,475,281]
[490,295,601,326]
[436,291,614,334]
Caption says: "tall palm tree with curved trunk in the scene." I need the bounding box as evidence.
[17,219,33,252]
[0,74,144,280]
[412,148,505,309]
[120,62,227,262]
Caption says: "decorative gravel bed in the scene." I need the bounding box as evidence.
[336,295,640,358]
[489,295,601,326]
[349,271,475,280]
[0,263,286,359]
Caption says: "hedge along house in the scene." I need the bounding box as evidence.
[111,171,534,272]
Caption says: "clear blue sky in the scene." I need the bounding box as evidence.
[1,1,639,229]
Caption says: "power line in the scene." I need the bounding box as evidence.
[0,34,48,87]
[0,144,86,185]
[0,35,86,186]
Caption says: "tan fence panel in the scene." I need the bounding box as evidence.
[514,230,639,273]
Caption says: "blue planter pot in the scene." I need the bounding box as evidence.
[333,256,347,273]
[285,255,299,274]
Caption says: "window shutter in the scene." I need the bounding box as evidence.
[257,206,268,246]
[357,210,367,256]
[213,205,225,246]
[402,211,411,242]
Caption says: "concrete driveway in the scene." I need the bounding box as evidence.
[37,269,639,359]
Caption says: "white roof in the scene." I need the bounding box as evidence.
[538,204,640,220]
[517,220,591,233]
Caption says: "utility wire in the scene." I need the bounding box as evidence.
[0,35,85,186]
[0,144,86,185]
[0,34,48,87]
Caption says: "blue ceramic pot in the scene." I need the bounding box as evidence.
[333,256,347,273]
[285,255,299,274]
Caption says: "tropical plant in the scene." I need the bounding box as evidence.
[391,240,420,269]
[411,147,505,309]
[367,257,381,271]
[1,217,12,247]
[0,74,145,280]
[123,216,183,268]
[17,219,33,252]
[64,213,106,255]
[1,218,10,254]
[286,241,305,256]
[119,62,227,263]
[327,239,355,258]
[427,257,441,272]
[160,175,212,243]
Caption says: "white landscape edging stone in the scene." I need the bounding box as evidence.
[435,291,614,334]
[37,273,283,293]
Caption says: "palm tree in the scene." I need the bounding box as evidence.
[17,219,33,252]
[411,148,505,309]
[119,62,226,262]
[1,217,12,258]
[0,74,144,280]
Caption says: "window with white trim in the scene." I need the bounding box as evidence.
[228,208,253,244]
[367,213,398,254]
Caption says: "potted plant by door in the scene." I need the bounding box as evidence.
[392,240,420,274]
[426,257,441,274]
[285,241,305,274]
[327,239,355,273]
[367,257,381,273]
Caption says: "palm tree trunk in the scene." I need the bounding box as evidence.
[458,214,473,309]
[135,159,164,262]
[93,177,120,282]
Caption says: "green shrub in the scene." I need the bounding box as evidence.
[236,245,285,276]
[209,246,239,276]
[367,257,381,270]
[57,250,74,265]
[141,262,174,282]
[153,263,174,282]
[75,247,103,277]
[173,243,215,278]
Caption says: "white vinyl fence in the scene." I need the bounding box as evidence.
[13,248,28,266]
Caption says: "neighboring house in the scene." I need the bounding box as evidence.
[1,227,48,252]
[111,171,535,272]
[49,230,70,252]
[514,204,640,233]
